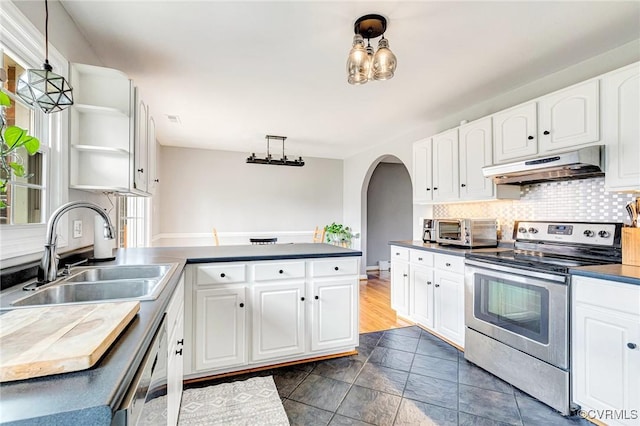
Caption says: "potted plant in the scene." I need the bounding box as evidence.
[0,85,40,208]
[324,222,359,248]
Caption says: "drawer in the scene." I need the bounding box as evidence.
[573,276,640,316]
[311,258,359,277]
[390,246,410,262]
[410,250,434,267]
[195,264,246,285]
[253,261,306,281]
[434,254,464,274]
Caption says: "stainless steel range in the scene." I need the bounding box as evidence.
[464,220,623,415]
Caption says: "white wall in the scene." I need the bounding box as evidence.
[155,146,343,246]
[344,40,640,274]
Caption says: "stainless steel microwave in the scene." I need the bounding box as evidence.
[435,218,498,247]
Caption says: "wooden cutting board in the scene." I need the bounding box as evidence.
[0,301,140,382]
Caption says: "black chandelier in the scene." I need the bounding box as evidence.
[16,0,74,113]
[246,135,304,167]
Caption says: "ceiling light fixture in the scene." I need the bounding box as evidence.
[246,135,304,167]
[16,0,73,114]
[347,14,397,85]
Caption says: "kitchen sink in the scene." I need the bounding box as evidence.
[8,263,179,308]
[62,264,173,283]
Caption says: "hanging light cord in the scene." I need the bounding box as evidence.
[43,0,52,70]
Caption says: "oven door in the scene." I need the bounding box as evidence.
[464,260,568,369]
[436,220,463,244]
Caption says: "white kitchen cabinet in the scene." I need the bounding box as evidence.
[390,256,410,317]
[310,278,359,352]
[413,138,433,204]
[69,63,153,196]
[432,129,460,202]
[410,264,435,328]
[602,63,640,192]
[459,117,494,200]
[538,80,600,153]
[251,281,306,361]
[166,274,184,426]
[572,275,640,426]
[434,265,465,347]
[193,286,247,371]
[147,116,159,194]
[492,102,538,163]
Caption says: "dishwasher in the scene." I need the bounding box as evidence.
[113,318,168,426]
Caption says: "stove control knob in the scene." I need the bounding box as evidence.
[583,230,594,237]
[598,230,611,238]
[528,227,539,234]
[518,227,528,234]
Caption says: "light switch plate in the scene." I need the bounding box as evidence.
[73,220,82,238]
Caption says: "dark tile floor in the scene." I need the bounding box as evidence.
[188,326,591,426]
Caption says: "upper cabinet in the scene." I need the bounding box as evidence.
[432,129,459,202]
[459,117,494,200]
[602,63,640,192]
[412,138,433,204]
[69,63,156,196]
[538,80,599,152]
[492,102,538,163]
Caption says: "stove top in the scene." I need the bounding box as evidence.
[465,220,623,275]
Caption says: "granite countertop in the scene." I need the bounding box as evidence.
[570,264,640,286]
[388,240,511,257]
[0,243,361,425]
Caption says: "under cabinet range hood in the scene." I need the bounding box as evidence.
[482,145,604,185]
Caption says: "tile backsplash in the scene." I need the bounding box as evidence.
[433,177,637,241]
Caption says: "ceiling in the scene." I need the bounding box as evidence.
[57,1,640,159]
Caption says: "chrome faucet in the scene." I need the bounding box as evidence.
[39,201,115,284]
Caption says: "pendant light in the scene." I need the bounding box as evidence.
[16,0,73,114]
[346,14,396,85]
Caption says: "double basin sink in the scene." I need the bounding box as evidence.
[8,263,179,308]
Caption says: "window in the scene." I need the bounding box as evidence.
[1,51,48,225]
[118,196,150,248]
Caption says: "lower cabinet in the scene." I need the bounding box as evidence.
[251,281,305,361]
[390,246,465,348]
[166,274,185,426]
[572,275,640,426]
[184,257,360,378]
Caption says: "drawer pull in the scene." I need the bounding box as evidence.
[445,263,451,267]
[628,343,637,350]
[334,266,339,271]
[220,273,226,278]
[403,273,408,277]
[427,281,432,285]
[279,269,284,274]
[315,295,319,300]
[175,348,183,356]
[239,303,244,308]
[435,283,440,288]
[300,297,305,301]
[418,257,423,261]
[395,252,400,255]
[177,339,184,345]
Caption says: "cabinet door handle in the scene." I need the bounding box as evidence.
[418,257,423,261]
[300,297,305,301]
[427,281,432,285]
[435,283,440,288]
[446,262,451,267]
[315,295,319,300]
[461,184,466,187]
[137,168,144,173]
[403,273,408,277]
[628,343,637,349]
[175,348,183,356]
[154,179,159,183]
[395,252,400,256]
[543,130,550,135]
[220,273,226,278]
[426,188,431,191]
[279,269,284,274]
[334,266,339,271]
[177,339,184,345]
[433,187,438,190]
[239,303,244,308]
[528,136,534,140]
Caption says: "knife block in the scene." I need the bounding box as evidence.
[622,228,640,266]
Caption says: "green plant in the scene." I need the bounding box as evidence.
[0,90,40,208]
[324,222,359,246]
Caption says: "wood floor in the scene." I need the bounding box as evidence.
[359,270,413,334]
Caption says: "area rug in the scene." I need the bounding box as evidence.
[178,376,289,426]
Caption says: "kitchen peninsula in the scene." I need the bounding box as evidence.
[0,243,361,425]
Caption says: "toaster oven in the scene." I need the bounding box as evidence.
[435,218,498,247]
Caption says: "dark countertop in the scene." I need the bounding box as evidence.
[388,240,509,257]
[570,264,640,286]
[0,243,361,425]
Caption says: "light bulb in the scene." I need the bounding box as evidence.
[372,37,397,81]
[346,35,369,85]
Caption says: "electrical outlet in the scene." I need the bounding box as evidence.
[73,220,83,238]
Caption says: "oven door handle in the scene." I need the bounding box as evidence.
[464,259,567,283]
